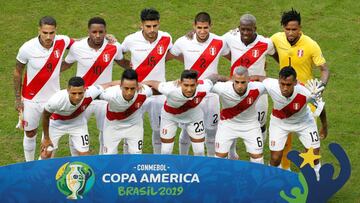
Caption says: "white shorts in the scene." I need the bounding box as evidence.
[200,93,220,130]
[23,100,45,131]
[84,100,107,131]
[269,116,320,151]
[161,117,205,140]
[103,120,143,154]
[50,125,89,153]
[255,94,268,128]
[215,121,263,155]
[142,95,166,131]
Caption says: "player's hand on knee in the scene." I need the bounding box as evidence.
[40,139,54,159]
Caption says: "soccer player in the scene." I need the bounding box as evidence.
[213,66,266,164]
[121,8,172,154]
[61,17,124,155]
[14,16,73,161]
[167,12,227,157]
[271,9,330,169]
[222,13,275,159]
[144,70,226,156]
[40,77,120,159]
[100,69,153,155]
[252,66,324,178]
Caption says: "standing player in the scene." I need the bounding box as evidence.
[61,17,124,155]
[271,9,330,169]
[40,77,120,158]
[144,70,226,156]
[121,8,172,154]
[14,16,73,161]
[252,66,324,178]
[100,69,153,155]
[213,67,265,164]
[167,12,227,157]
[222,13,275,159]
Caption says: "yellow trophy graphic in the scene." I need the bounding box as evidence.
[65,164,86,199]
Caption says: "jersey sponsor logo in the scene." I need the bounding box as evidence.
[297,49,304,57]
[190,39,223,78]
[51,97,93,120]
[272,93,307,119]
[82,43,117,87]
[22,39,66,100]
[220,89,260,120]
[135,36,171,82]
[164,91,207,115]
[106,94,147,120]
[230,41,268,76]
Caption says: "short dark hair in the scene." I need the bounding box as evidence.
[140,8,160,21]
[279,66,297,80]
[181,70,198,81]
[39,16,56,27]
[281,8,301,26]
[121,69,138,82]
[194,12,211,24]
[88,17,106,28]
[68,76,85,87]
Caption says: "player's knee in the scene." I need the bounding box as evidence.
[215,152,228,158]
[270,151,283,166]
[161,137,175,143]
[78,151,90,156]
[190,136,205,143]
[25,129,37,138]
[249,153,263,159]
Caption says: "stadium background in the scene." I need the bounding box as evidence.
[0,0,359,201]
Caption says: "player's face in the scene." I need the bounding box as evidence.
[38,24,56,49]
[67,86,85,105]
[141,20,160,42]
[239,21,256,44]
[232,74,249,96]
[283,21,301,44]
[193,21,211,42]
[279,76,297,98]
[180,78,198,98]
[121,79,138,101]
[88,24,106,46]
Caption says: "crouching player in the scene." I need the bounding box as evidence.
[213,67,265,164]
[100,69,153,154]
[252,66,325,178]
[40,77,119,158]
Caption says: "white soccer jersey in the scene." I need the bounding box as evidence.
[170,33,227,79]
[45,85,104,129]
[263,78,313,123]
[122,30,172,82]
[17,35,73,102]
[158,79,213,123]
[222,28,275,76]
[65,38,123,86]
[212,81,266,128]
[100,85,153,127]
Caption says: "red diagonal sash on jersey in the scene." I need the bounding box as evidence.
[106,94,147,120]
[190,39,223,78]
[272,94,307,119]
[135,36,171,82]
[220,89,260,120]
[164,92,206,115]
[230,41,268,76]
[82,44,117,87]
[50,97,93,120]
[22,39,65,100]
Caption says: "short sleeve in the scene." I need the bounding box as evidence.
[16,44,28,64]
[202,79,214,92]
[262,78,277,92]
[311,41,326,66]
[266,38,276,56]
[158,81,176,95]
[114,42,124,60]
[64,45,77,64]
[169,38,183,56]
[87,85,104,99]
[100,85,118,101]
[220,34,230,56]
[44,95,59,113]
[121,36,130,53]
[141,85,153,97]
[211,82,225,95]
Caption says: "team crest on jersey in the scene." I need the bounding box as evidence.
[293,103,300,110]
[103,53,110,62]
[247,97,254,105]
[157,45,165,55]
[54,49,61,59]
[252,49,259,58]
[209,46,217,56]
[297,49,304,57]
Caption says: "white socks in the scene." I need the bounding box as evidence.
[179,129,191,155]
[69,138,79,156]
[314,163,321,181]
[23,133,36,161]
[191,142,205,156]
[205,129,216,157]
[98,131,104,155]
[250,157,264,164]
[161,142,174,154]
[152,130,161,154]
[228,140,239,160]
